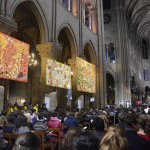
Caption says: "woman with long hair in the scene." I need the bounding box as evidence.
[100,126,128,150]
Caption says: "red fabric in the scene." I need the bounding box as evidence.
[138,133,150,140]
[48,117,62,128]
[48,117,64,137]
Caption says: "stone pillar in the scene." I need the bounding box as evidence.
[68,0,71,11]
[0,0,7,16]
[36,42,53,103]
[72,0,78,17]
[114,0,131,106]
[88,9,92,30]
[82,0,85,23]
[96,0,106,108]
[91,10,98,33]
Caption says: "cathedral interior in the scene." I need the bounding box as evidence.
[0,0,149,110]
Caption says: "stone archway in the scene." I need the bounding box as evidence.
[57,26,77,109]
[84,41,97,65]
[7,1,46,105]
[83,41,97,108]
[106,73,115,105]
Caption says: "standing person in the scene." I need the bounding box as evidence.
[100,126,128,150]
[13,132,40,150]
[33,113,49,133]
[64,112,79,131]
[125,115,150,150]
[14,115,30,134]
[48,112,63,137]
[33,104,39,113]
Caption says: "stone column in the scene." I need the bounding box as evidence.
[114,0,131,106]
[0,0,7,16]
[82,0,85,23]
[96,0,106,108]
[91,10,98,33]
[72,0,78,17]
[36,42,53,104]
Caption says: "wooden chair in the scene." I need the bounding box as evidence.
[4,133,19,145]
[49,128,63,150]
[35,131,53,150]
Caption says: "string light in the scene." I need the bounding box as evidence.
[29,53,38,67]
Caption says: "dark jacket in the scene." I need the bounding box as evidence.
[125,128,150,150]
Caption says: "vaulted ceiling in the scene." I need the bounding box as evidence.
[125,0,150,40]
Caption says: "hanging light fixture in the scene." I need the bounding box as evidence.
[29,52,38,67]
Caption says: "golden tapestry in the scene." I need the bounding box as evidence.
[0,33,29,82]
[46,59,71,89]
[76,57,96,93]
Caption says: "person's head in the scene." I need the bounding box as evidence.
[70,131,99,150]
[137,118,147,130]
[38,113,44,120]
[144,120,150,135]
[125,115,137,129]
[7,114,15,124]
[93,117,104,132]
[62,127,82,150]
[118,112,126,123]
[100,126,128,150]
[0,116,7,126]
[16,115,28,128]
[52,112,57,117]
[13,132,40,150]
[70,112,75,117]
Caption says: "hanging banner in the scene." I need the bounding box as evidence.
[46,59,71,89]
[76,57,96,93]
[0,32,29,82]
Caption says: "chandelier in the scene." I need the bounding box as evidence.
[29,53,38,67]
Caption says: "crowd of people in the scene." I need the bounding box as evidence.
[0,102,150,150]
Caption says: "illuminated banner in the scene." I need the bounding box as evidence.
[0,33,29,82]
[76,57,96,93]
[46,59,71,89]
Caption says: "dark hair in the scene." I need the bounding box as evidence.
[68,131,99,150]
[137,118,146,130]
[16,115,28,128]
[125,115,137,128]
[144,120,150,135]
[7,114,15,124]
[13,132,40,150]
[62,127,81,150]
[38,113,44,120]
[93,117,104,131]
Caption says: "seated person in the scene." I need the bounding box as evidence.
[100,126,128,150]
[13,132,40,150]
[64,112,79,131]
[92,117,105,141]
[137,118,150,140]
[62,130,99,150]
[3,115,15,133]
[14,115,30,134]
[33,113,49,133]
[48,112,63,137]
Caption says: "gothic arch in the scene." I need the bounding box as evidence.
[9,0,49,42]
[106,72,115,104]
[106,69,117,83]
[57,24,78,58]
[83,40,97,65]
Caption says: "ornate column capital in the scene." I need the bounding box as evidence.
[36,42,62,60]
[36,42,53,58]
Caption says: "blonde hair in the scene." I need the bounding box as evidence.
[100,126,128,150]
